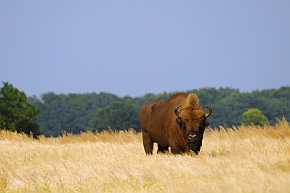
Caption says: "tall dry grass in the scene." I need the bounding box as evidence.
[0,118,290,193]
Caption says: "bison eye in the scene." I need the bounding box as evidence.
[182,124,186,130]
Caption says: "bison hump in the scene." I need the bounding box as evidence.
[168,92,188,101]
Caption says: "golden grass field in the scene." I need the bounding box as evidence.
[1,118,290,193]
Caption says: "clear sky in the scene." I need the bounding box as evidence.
[1,1,290,98]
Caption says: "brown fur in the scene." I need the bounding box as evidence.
[139,92,211,155]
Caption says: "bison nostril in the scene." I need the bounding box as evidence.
[188,134,197,141]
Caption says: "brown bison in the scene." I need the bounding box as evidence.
[139,92,212,155]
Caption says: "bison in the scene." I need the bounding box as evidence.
[139,92,212,155]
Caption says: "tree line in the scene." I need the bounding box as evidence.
[1,82,290,137]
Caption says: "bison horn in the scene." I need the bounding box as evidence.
[174,105,182,119]
[204,105,212,118]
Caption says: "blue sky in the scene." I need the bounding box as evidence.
[1,1,290,98]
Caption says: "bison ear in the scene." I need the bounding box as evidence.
[205,119,209,127]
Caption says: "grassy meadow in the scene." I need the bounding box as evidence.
[1,118,290,193]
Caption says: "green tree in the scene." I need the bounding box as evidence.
[27,86,290,135]
[89,101,140,132]
[33,92,121,137]
[242,108,269,126]
[0,82,40,137]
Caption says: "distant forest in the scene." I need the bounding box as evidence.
[28,86,290,137]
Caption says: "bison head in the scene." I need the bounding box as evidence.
[174,105,212,154]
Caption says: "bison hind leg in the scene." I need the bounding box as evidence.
[157,144,169,154]
[142,131,154,154]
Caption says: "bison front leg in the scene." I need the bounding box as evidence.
[171,147,185,154]
[142,131,153,154]
[157,144,169,154]
[170,143,189,155]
